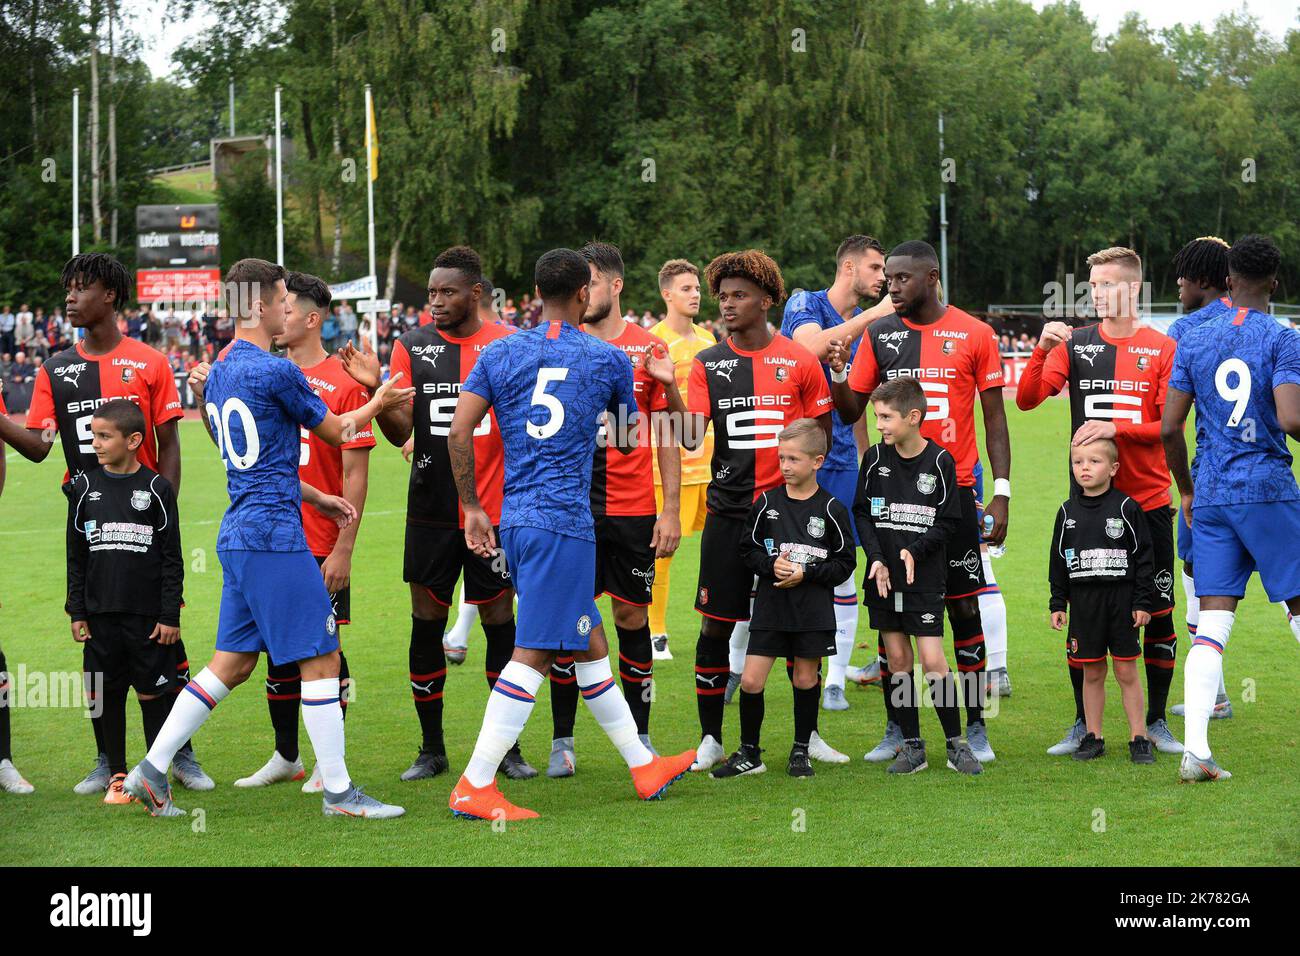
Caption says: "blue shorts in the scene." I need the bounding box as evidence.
[1177,504,1193,562]
[215,550,340,663]
[819,466,860,546]
[500,527,602,650]
[1192,501,1300,602]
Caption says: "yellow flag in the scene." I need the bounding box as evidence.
[367,93,379,181]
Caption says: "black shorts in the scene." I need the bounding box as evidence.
[1065,585,1141,662]
[82,613,179,695]
[595,514,657,606]
[695,512,756,622]
[866,592,946,637]
[404,523,512,607]
[314,554,351,626]
[747,629,836,660]
[945,486,987,599]
[1144,506,1176,615]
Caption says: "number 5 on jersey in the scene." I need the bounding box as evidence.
[527,367,568,439]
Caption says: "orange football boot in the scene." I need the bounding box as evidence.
[631,750,696,800]
[448,775,539,821]
[104,772,137,805]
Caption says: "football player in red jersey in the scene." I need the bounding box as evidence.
[828,240,1011,765]
[337,246,534,781]
[223,271,377,790]
[681,250,837,772]
[1016,246,1184,757]
[542,241,688,777]
[0,253,212,794]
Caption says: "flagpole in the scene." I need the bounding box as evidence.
[274,84,284,266]
[72,88,80,256]
[364,83,378,353]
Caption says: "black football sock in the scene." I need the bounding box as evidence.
[1143,613,1177,724]
[793,682,819,748]
[928,674,963,740]
[0,650,12,762]
[1070,657,1085,722]
[482,620,516,691]
[338,651,351,722]
[878,635,897,727]
[891,671,920,740]
[173,643,195,757]
[739,688,764,748]
[948,604,987,725]
[549,655,578,739]
[616,623,653,735]
[265,657,301,762]
[101,682,130,776]
[695,632,729,746]
[409,616,448,755]
[139,694,171,751]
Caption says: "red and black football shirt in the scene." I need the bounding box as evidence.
[588,322,669,518]
[391,321,514,528]
[27,338,184,482]
[688,333,832,520]
[1016,322,1174,509]
[848,305,1004,488]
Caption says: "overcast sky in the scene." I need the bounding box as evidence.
[137,0,1299,81]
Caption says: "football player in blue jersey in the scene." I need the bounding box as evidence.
[1162,235,1300,782]
[1166,237,1237,721]
[446,248,697,821]
[780,235,892,709]
[125,258,414,818]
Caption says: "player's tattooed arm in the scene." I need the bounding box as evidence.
[448,390,497,558]
[1160,387,1195,513]
[826,339,868,424]
[0,410,54,462]
[652,412,682,558]
[979,387,1011,545]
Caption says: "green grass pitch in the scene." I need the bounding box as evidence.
[2,399,1297,866]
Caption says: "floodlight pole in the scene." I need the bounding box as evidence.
[938,112,949,305]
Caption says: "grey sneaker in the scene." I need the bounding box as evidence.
[73,753,112,795]
[443,642,467,666]
[711,743,766,779]
[399,749,449,781]
[639,733,659,757]
[0,759,34,794]
[1178,751,1232,782]
[723,672,742,705]
[1047,718,1087,756]
[988,667,1012,698]
[124,761,185,817]
[172,748,215,791]
[498,742,538,780]
[822,683,849,711]
[807,730,850,764]
[1171,698,1234,719]
[886,738,928,775]
[651,634,673,661]
[547,737,575,778]
[1146,718,1184,754]
[846,661,881,686]
[864,721,904,762]
[966,721,996,762]
[323,783,406,819]
[945,737,983,775]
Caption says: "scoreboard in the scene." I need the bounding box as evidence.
[135,204,221,303]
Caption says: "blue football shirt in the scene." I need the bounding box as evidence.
[205,340,328,551]
[1169,296,1234,476]
[463,319,637,541]
[781,289,861,472]
[1169,307,1300,507]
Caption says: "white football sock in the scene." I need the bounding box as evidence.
[1182,571,1199,635]
[1289,609,1300,646]
[827,574,858,688]
[145,668,229,774]
[979,551,1009,671]
[576,659,652,768]
[301,678,350,794]
[729,620,750,675]
[446,590,478,649]
[1184,610,1234,758]
[465,660,542,788]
